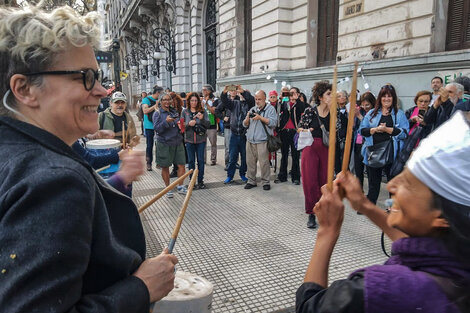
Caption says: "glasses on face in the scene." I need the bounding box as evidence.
[21,68,102,91]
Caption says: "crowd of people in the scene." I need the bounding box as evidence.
[0,3,469,313]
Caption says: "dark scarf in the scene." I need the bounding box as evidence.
[352,237,470,313]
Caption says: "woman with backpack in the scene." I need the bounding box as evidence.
[182,92,211,189]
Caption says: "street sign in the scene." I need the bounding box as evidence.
[96,51,113,63]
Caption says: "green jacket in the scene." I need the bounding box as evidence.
[98,108,137,144]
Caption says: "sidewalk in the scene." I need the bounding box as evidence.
[131,114,391,312]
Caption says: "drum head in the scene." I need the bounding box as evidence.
[86,139,121,149]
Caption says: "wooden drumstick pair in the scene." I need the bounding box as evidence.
[327,62,359,191]
[138,169,198,254]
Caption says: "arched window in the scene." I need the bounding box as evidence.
[204,0,217,89]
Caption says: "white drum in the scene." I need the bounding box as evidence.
[152,271,213,313]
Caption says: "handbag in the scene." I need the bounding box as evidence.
[296,131,314,150]
[366,139,394,168]
[313,106,329,146]
[261,122,281,152]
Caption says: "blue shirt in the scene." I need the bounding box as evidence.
[142,96,157,130]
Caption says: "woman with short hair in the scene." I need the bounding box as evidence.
[359,85,409,204]
[405,90,433,138]
[0,5,177,312]
[297,81,332,229]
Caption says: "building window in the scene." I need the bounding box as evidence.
[446,0,470,51]
[317,0,339,66]
[244,0,252,74]
[204,0,217,89]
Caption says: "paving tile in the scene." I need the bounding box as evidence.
[129,113,392,312]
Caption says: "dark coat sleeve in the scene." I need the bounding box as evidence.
[243,91,255,109]
[72,141,119,170]
[0,168,149,313]
[296,273,365,313]
[423,104,439,126]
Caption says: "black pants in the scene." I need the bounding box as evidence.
[366,163,392,204]
[278,129,300,181]
[354,143,365,189]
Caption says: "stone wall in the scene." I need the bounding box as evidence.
[337,0,436,64]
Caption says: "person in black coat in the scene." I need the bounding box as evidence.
[275,87,306,185]
[0,5,177,312]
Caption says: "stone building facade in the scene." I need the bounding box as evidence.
[106,0,470,108]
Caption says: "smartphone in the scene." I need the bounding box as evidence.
[418,110,426,117]
[227,85,237,92]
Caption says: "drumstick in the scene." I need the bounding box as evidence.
[341,62,359,172]
[96,165,111,173]
[138,169,193,214]
[168,168,198,254]
[327,65,338,191]
[122,121,126,148]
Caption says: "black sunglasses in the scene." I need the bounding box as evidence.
[21,68,102,91]
[381,84,395,91]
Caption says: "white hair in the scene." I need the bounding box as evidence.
[447,82,464,96]
[0,3,102,116]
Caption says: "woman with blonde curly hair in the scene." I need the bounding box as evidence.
[0,4,176,312]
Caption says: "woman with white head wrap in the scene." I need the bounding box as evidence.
[296,111,470,312]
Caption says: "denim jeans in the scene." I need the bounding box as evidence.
[145,129,155,164]
[227,133,247,179]
[186,142,206,183]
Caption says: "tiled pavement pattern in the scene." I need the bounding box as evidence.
[130,114,391,313]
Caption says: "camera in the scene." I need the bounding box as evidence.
[168,109,179,119]
[249,112,257,118]
[282,91,290,98]
[227,84,237,92]
[194,124,206,136]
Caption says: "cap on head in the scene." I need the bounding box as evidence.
[111,91,127,103]
[269,90,278,97]
[407,111,470,207]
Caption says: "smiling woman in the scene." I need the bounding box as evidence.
[296,111,470,313]
[0,4,177,313]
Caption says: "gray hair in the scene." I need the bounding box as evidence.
[337,90,349,98]
[0,4,102,116]
[447,82,465,96]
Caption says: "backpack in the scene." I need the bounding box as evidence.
[136,101,144,121]
[145,96,157,123]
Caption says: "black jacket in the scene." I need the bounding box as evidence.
[423,99,455,131]
[218,91,255,135]
[278,99,306,131]
[0,117,149,313]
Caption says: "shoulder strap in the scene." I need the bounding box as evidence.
[99,112,105,129]
[313,106,324,127]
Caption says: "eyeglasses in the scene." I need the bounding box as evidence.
[381,84,395,91]
[21,68,102,91]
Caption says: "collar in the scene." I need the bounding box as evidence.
[0,116,87,166]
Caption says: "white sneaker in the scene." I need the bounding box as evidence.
[166,191,174,198]
[177,185,187,195]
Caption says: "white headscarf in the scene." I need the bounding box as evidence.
[407,111,470,206]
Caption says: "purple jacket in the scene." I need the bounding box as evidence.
[296,237,469,313]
